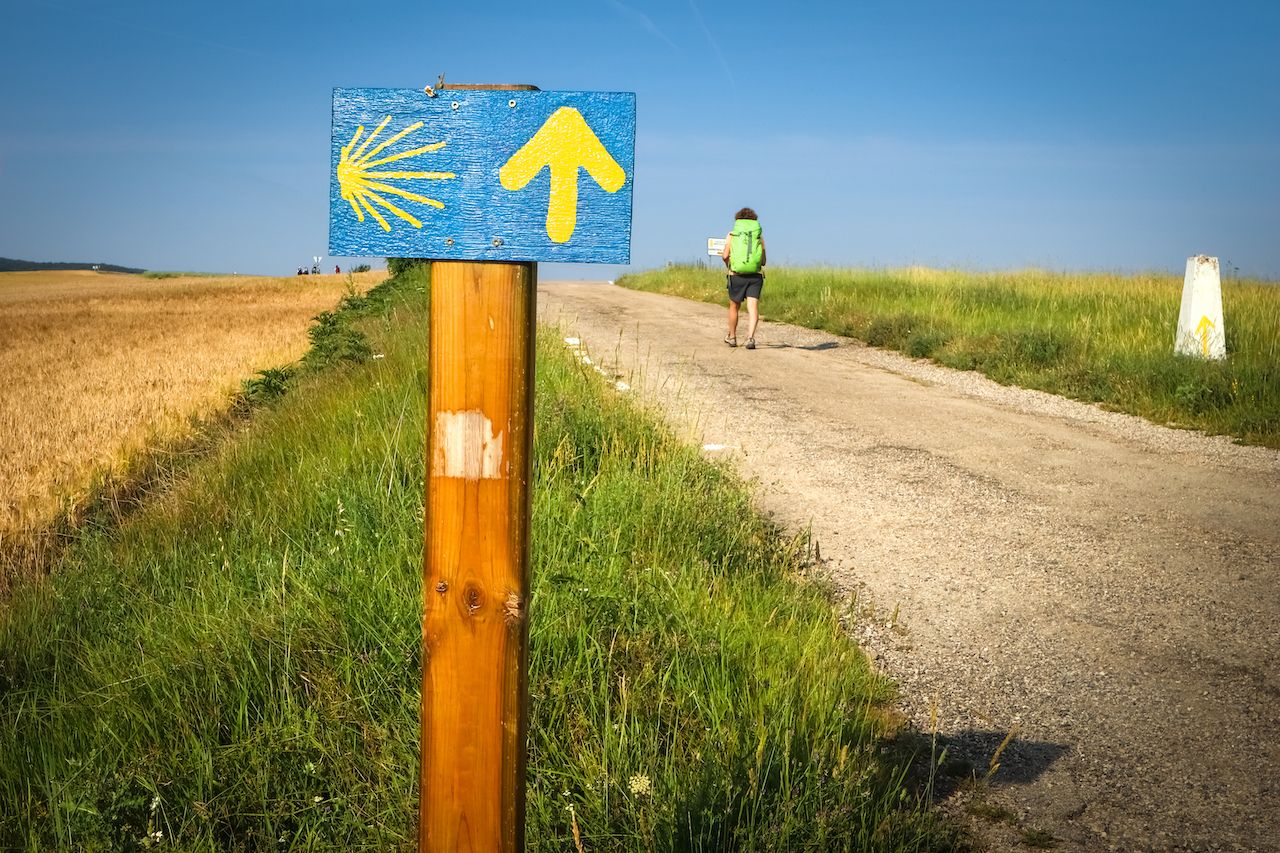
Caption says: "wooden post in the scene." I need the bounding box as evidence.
[421,257,536,851]
[419,76,542,853]
[327,79,628,849]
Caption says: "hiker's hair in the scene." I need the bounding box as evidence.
[734,207,758,221]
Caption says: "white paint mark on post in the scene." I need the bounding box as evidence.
[1175,255,1226,360]
[433,411,505,480]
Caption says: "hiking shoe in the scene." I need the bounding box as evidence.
[745,338,756,350]
[724,335,737,347]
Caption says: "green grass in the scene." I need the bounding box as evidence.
[1020,828,1058,848]
[618,266,1280,447]
[0,266,957,850]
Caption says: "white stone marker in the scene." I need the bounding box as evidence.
[1174,255,1226,360]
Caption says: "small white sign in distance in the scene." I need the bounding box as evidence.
[1174,255,1226,360]
[707,237,726,256]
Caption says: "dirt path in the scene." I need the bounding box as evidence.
[537,281,1280,852]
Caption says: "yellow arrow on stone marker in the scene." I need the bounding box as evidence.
[1195,315,1216,357]
[499,107,626,243]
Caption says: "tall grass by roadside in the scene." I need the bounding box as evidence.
[619,266,1280,447]
[0,266,957,850]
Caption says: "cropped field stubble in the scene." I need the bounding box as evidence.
[619,266,1280,447]
[0,270,383,541]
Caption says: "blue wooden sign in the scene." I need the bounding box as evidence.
[329,88,635,264]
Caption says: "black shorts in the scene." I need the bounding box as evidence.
[726,273,764,303]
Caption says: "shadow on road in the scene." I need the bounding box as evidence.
[907,728,1072,797]
[766,341,840,351]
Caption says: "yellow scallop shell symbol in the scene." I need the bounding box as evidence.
[337,116,455,232]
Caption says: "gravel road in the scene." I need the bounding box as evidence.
[537,281,1280,852]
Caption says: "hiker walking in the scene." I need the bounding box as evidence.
[721,207,766,349]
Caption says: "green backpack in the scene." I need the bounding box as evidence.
[728,219,764,274]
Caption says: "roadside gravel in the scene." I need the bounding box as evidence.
[538,281,1280,853]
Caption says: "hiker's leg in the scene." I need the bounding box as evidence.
[728,300,740,338]
[745,297,760,340]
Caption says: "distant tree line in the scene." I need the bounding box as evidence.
[0,257,145,274]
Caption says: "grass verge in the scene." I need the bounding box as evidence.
[618,266,1280,448]
[0,265,957,850]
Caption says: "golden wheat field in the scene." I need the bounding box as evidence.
[0,269,383,541]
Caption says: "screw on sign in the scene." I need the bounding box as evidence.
[328,83,634,851]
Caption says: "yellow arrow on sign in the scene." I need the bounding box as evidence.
[499,107,626,243]
[1195,315,1216,357]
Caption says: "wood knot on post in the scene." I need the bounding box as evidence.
[503,591,524,627]
[435,580,448,594]
[463,584,483,616]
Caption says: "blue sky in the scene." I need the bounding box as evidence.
[2,0,1277,278]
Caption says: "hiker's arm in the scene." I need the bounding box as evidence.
[721,234,731,267]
